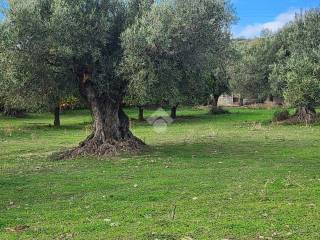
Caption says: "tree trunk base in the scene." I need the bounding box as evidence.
[283,107,317,124]
[295,107,316,123]
[58,135,145,159]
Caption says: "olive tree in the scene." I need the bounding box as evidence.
[0,1,75,126]
[204,33,234,113]
[230,34,278,103]
[270,9,320,122]
[122,0,235,119]
[2,0,146,157]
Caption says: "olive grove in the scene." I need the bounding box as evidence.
[0,0,234,156]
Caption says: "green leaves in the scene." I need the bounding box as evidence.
[270,9,320,109]
[283,52,320,108]
[122,0,234,106]
[1,0,235,111]
[229,38,275,100]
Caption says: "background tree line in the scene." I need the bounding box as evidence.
[231,9,320,122]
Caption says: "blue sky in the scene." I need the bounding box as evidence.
[1,0,320,38]
[232,0,320,38]
[0,0,7,20]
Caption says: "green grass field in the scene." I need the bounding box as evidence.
[1,107,320,239]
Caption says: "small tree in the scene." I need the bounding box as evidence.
[204,34,234,113]
[206,65,230,113]
[284,53,320,120]
[230,34,278,103]
[123,0,155,121]
[0,1,75,126]
[125,70,154,121]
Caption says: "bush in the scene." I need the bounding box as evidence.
[273,109,290,122]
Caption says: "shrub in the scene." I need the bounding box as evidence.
[273,109,290,122]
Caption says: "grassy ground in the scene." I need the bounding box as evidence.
[0,107,320,240]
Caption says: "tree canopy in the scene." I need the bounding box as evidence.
[0,0,235,156]
[121,0,235,116]
[230,32,279,102]
[270,9,320,121]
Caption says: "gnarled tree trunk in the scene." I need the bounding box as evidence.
[295,107,316,123]
[61,66,144,158]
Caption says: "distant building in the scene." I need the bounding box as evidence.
[218,94,284,107]
[218,94,240,106]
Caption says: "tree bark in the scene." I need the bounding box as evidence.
[171,105,178,119]
[211,95,220,109]
[210,95,220,113]
[54,105,61,127]
[60,66,144,158]
[295,107,316,123]
[138,106,144,121]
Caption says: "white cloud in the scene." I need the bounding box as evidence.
[237,10,299,38]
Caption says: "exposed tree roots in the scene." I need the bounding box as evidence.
[281,107,317,124]
[56,64,147,160]
[58,135,145,159]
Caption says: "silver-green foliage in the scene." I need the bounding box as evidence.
[270,9,320,109]
[1,0,234,111]
[121,0,235,106]
[230,33,278,101]
[0,0,129,110]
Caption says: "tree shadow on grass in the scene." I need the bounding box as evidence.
[0,122,92,141]
[173,115,206,123]
[142,133,319,168]
[21,121,92,131]
[130,114,205,126]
